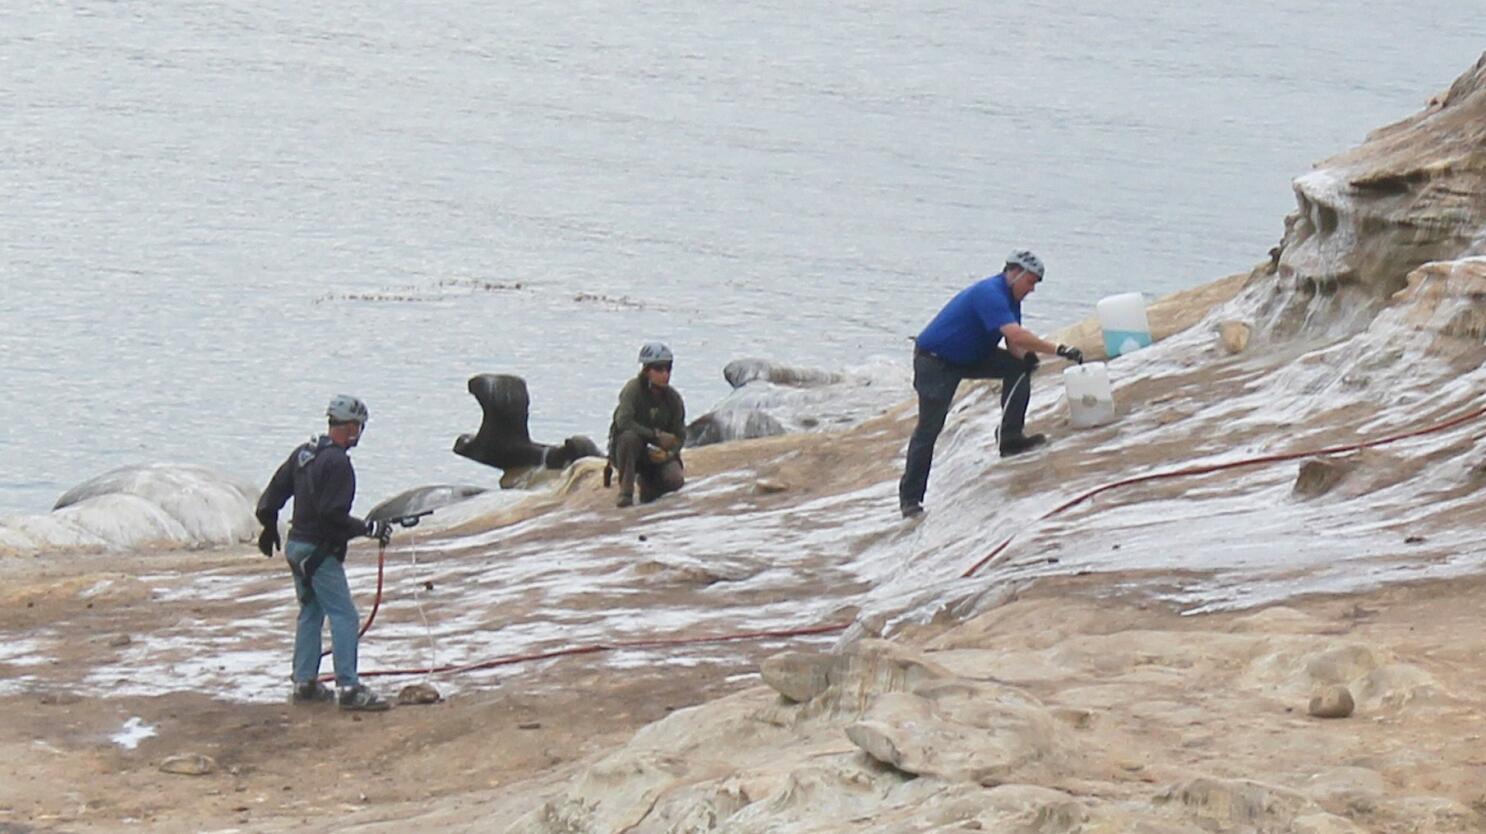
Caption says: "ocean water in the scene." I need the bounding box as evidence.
[2,1,1482,515]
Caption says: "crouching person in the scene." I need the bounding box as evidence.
[609,342,686,508]
[255,394,391,712]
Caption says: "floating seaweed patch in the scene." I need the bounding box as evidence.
[573,291,646,309]
[435,279,525,292]
[315,279,527,304]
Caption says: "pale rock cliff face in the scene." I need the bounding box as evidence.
[1243,53,1486,342]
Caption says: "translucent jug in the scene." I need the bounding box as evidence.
[1064,362,1116,428]
[1097,292,1152,357]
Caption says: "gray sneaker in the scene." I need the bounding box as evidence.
[338,683,391,712]
[292,680,335,704]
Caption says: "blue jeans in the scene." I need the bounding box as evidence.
[285,539,360,688]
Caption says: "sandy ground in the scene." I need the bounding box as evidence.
[4,541,1486,832]
[0,539,755,833]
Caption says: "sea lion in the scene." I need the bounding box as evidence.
[452,374,601,476]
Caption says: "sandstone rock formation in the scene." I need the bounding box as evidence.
[1241,53,1486,342]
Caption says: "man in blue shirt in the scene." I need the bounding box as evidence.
[898,249,1083,518]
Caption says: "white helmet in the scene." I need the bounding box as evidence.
[1005,249,1045,279]
[638,341,674,365]
[326,394,369,425]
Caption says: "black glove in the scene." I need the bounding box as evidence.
[366,519,393,547]
[257,526,281,558]
[1056,344,1085,365]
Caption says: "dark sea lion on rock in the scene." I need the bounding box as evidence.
[453,374,601,477]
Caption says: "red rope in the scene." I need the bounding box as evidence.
[318,541,386,660]
[960,404,1486,578]
[335,402,1486,682]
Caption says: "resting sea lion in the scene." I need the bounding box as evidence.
[452,374,600,475]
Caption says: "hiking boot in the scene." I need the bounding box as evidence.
[338,684,390,712]
[292,680,336,704]
[999,432,1048,457]
[900,501,924,519]
[616,491,634,508]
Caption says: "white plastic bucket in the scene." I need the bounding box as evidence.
[1097,292,1152,357]
[1064,362,1116,428]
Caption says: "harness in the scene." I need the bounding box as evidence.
[286,440,343,604]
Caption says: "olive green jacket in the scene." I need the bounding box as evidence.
[608,375,686,458]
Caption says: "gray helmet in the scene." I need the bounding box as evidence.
[638,341,674,365]
[1006,249,1045,279]
[326,394,369,425]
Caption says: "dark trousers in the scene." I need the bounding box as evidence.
[898,348,1032,508]
[613,430,685,503]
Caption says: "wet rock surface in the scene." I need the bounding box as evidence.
[1244,53,1486,340]
[5,55,1486,834]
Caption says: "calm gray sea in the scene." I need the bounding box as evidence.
[2,1,1482,514]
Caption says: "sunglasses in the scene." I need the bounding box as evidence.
[646,362,674,373]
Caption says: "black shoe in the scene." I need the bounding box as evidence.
[999,432,1048,457]
[900,502,924,519]
[291,680,335,704]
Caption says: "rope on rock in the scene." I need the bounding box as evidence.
[961,403,1486,578]
[338,402,1486,681]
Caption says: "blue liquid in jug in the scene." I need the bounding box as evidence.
[1103,329,1152,357]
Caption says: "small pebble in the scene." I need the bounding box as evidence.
[160,753,217,776]
[1308,685,1356,719]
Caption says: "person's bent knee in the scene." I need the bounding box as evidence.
[613,430,645,459]
[659,463,684,493]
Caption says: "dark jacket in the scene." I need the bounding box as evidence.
[608,375,686,459]
[256,435,366,557]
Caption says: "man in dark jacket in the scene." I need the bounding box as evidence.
[609,342,686,508]
[256,394,390,711]
[898,250,1084,519]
